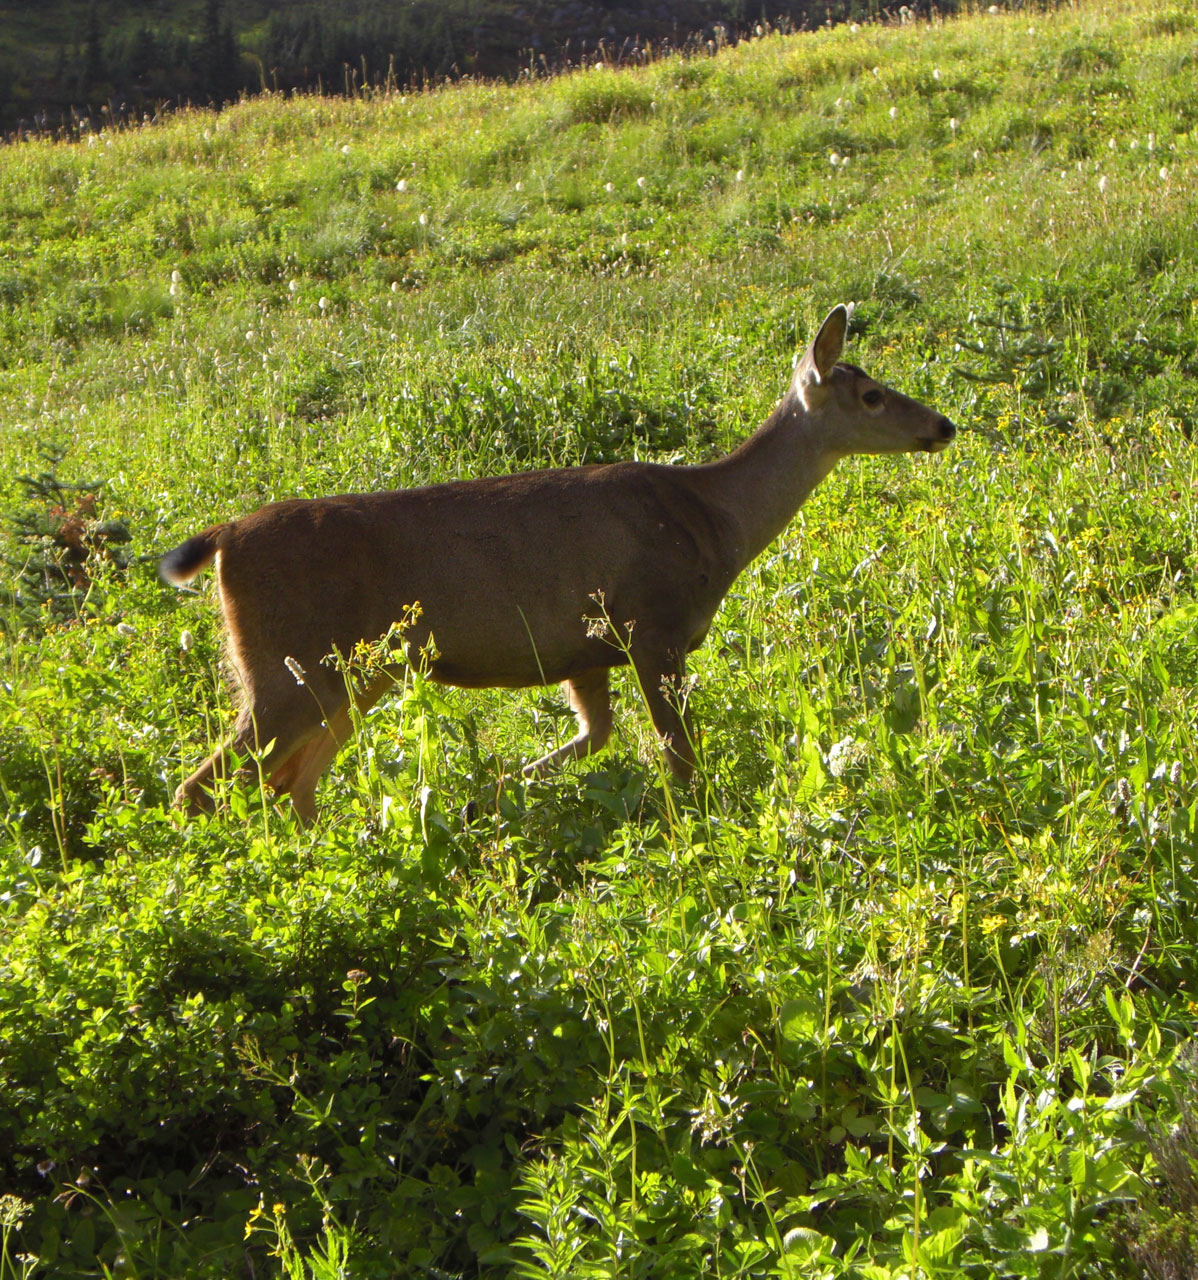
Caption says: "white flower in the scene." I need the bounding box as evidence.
[341,144,351,155]
[850,22,860,32]
[1109,137,1117,150]
[180,629,194,652]
[1160,166,1170,181]
[933,67,942,80]
[829,152,841,166]
[318,296,329,310]
[604,181,615,192]
[391,281,401,293]
[889,106,898,119]
[396,178,408,192]
[169,281,181,298]
[735,168,744,182]
[116,622,137,638]
[872,66,880,77]
[288,279,299,293]
[636,176,647,189]
[515,180,524,191]
[418,211,429,225]
[826,737,862,778]
[950,117,959,132]
[1098,175,1109,194]
[245,330,255,342]
[988,3,999,10]
[171,269,182,283]
[284,656,306,685]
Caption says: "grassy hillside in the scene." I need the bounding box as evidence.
[1,0,1198,1275]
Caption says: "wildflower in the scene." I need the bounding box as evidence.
[889,106,898,119]
[1147,133,1156,151]
[1160,166,1170,181]
[872,66,880,77]
[735,168,744,182]
[180,629,194,651]
[318,296,329,310]
[116,622,137,638]
[1108,137,1117,150]
[391,281,401,293]
[826,736,862,778]
[1098,175,1109,194]
[284,656,307,685]
[169,280,181,298]
[636,176,647,189]
[1170,761,1182,786]
[933,67,942,80]
[288,279,299,293]
[850,22,861,32]
[396,178,408,192]
[988,3,999,10]
[245,330,255,342]
[950,117,959,133]
[515,180,524,191]
[604,181,615,192]
[171,269,182,283]
[418,212,429,225]
[341,144,351,155]
[829,152,841,167]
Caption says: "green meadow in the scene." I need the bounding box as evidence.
[2,0,1198,1274]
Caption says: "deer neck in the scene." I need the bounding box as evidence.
[694,393,839,574]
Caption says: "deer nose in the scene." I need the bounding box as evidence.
[936,416,957,442]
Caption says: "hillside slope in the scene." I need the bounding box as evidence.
[1,2,1198,1276]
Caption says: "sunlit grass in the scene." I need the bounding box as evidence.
[1,0,1197,1275]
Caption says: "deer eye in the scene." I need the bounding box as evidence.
[862,388,884,408]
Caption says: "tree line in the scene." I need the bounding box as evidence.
[2,0,946,135]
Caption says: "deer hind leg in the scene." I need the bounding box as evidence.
[630,633,698,783]
[523,667,613,778]
[174,675,333,817]
[272,672,397,823]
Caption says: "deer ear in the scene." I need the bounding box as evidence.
[794,304,851,395]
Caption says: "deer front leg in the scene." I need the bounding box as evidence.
[522,667,613,778]
[630,634,697,783]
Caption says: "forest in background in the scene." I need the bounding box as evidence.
[2,0,949,134]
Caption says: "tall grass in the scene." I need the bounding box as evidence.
[1,0,1197,1275]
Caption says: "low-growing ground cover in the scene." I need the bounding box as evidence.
[1,0,1197,1275]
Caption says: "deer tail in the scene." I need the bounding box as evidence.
[159,525,228,585]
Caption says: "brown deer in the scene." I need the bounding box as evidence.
[161,305,955,820]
